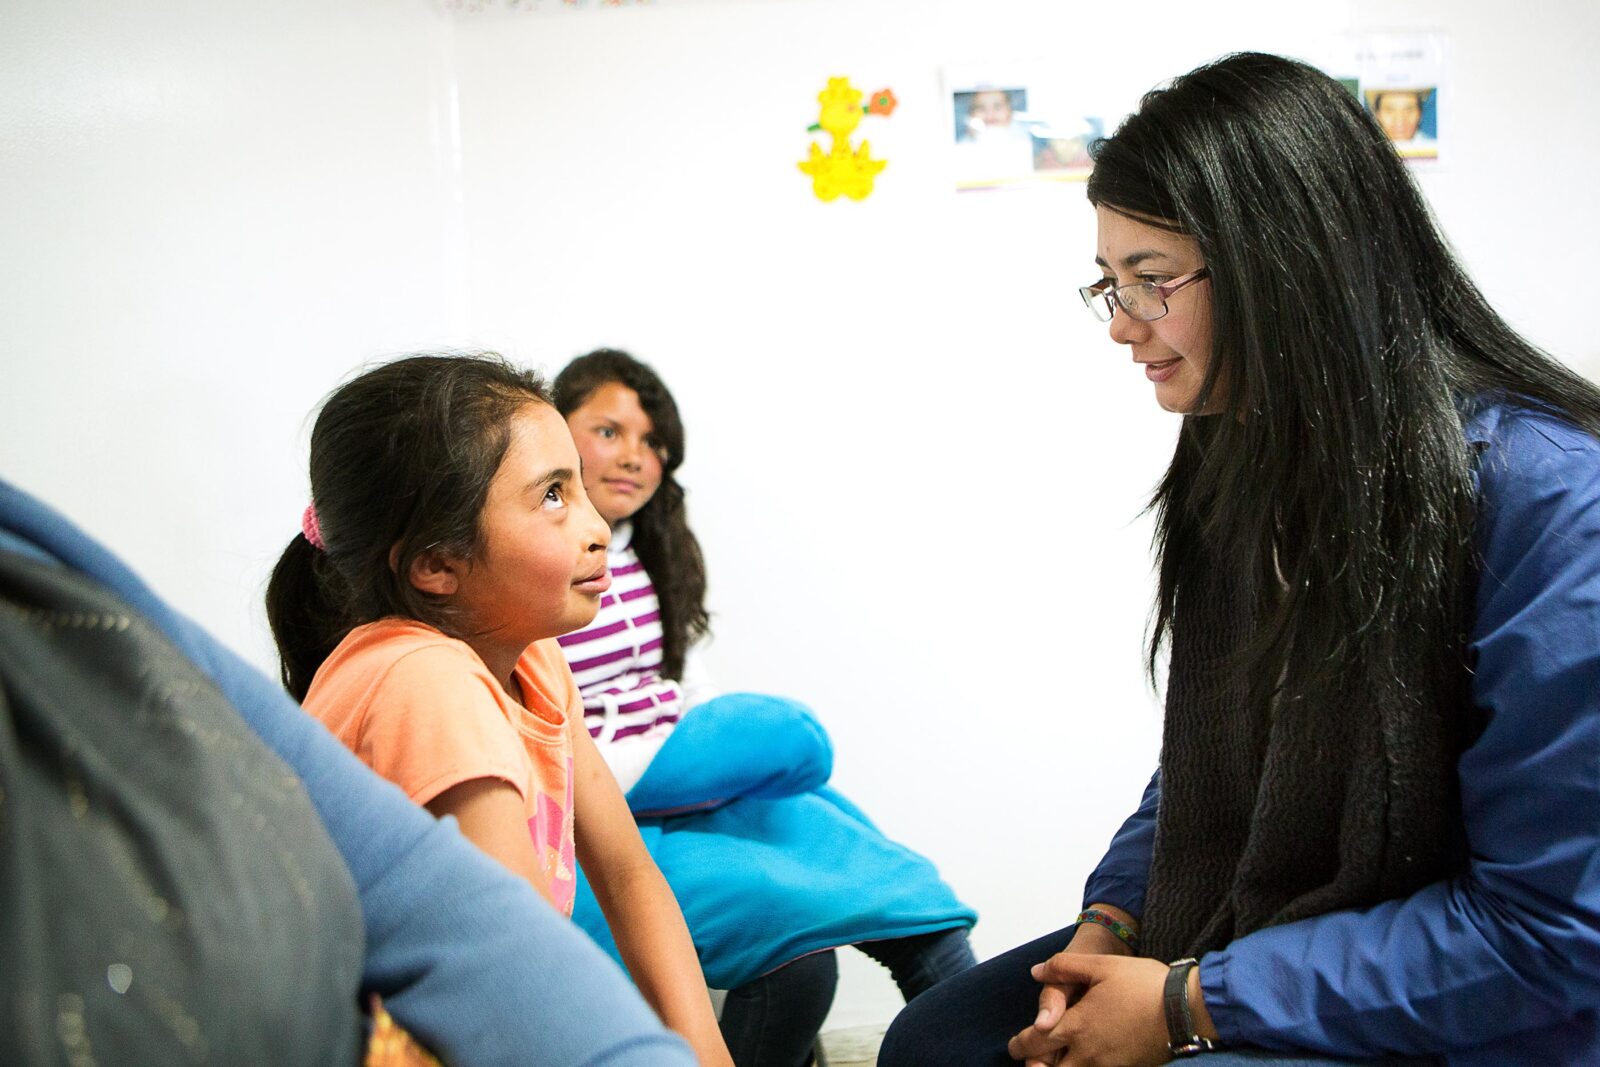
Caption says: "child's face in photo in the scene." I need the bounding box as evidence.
[564,381,666,526]
[969,90,1013,129]
[1375,91,1423,141]
[450,402,612,645]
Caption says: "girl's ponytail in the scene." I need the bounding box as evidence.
[265,532,348,701]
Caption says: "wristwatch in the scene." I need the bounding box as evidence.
[1163,957,1220,1056]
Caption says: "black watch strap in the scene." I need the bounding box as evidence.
[1163,957,1219,1056]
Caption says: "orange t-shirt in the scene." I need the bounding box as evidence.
[303,618,581,914]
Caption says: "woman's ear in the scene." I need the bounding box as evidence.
[401,546,462,596]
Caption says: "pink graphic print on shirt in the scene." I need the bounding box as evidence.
[529,757,577,914]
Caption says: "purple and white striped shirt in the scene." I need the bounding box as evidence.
[557,522,715,791]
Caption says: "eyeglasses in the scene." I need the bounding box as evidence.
[1079,266,1210,322]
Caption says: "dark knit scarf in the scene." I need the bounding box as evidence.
[1138,551,1468,963]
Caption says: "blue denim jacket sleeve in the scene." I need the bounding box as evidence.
[1081,769,1160,919]
[1195,408,1600,1062]
[0,480,694,1067]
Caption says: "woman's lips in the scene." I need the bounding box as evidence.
[1143,358,1181,383]
[602,478,640,494]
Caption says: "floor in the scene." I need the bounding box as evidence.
[816,1023,888,1067]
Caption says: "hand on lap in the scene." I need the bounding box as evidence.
[1008,953,1172,1067]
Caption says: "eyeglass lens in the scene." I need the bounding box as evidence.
[1079,282,1166,323]
[1117,284,1164,320]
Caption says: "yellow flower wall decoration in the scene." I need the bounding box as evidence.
[799,76,895,202]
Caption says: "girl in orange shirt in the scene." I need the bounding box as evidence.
[266,352,731,1067]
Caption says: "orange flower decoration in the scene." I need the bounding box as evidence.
[865,88,898,117]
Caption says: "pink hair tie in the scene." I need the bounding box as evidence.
[301,503,326,551]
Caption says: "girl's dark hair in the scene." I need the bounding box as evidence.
[266,353,551,700]
[553,349,709,679]
[1087,52,1600,718]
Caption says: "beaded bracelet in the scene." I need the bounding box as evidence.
[1074,908,1139,952]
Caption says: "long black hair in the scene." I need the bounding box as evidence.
[1087,52,1600,722]
[553,349,709,680]
[265,353,551,700]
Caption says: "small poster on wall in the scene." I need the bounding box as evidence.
[1321,32,1447,163]
[946,67,1105,191]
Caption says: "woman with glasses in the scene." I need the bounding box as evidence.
[880,51,1600,1067]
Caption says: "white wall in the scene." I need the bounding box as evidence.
[0,0,470,669]
[5,0,1597,1033]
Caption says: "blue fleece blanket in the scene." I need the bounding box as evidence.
[572,694,976,988]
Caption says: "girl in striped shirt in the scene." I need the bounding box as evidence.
[554,349,977,1067]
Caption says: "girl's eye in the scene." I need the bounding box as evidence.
[595,426,616,440]
[543,483,568,510]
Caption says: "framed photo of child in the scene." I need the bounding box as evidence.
[948,71,1105,191]
[1317,31,1447,163]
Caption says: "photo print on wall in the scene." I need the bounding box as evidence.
[946,65,1105,191]
[1319,31,1447,163]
